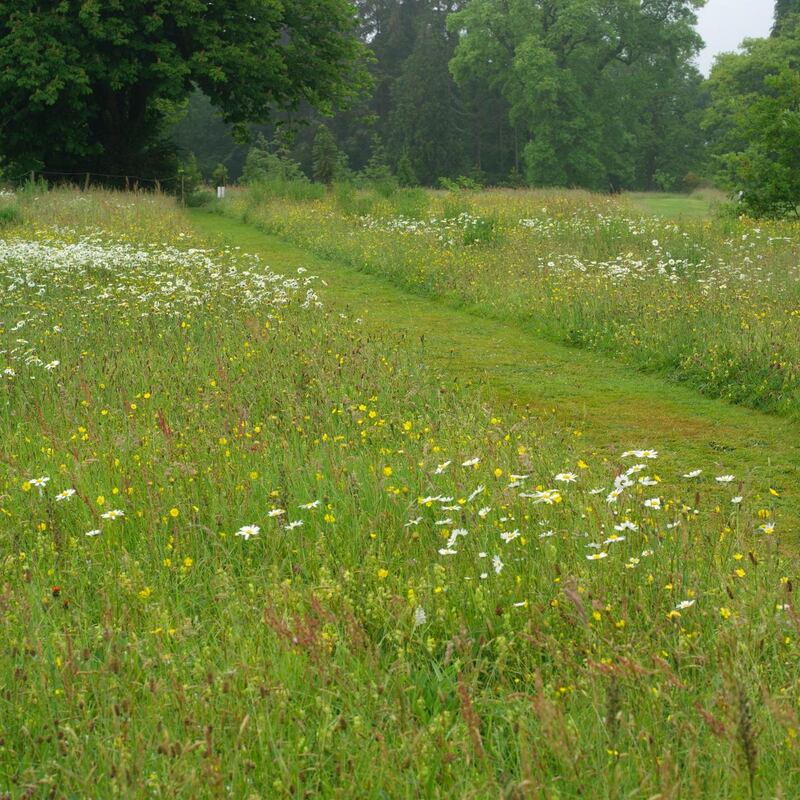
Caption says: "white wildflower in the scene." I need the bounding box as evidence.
[236,524,260,540]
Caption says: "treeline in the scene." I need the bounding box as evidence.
[2,0,797,212]
[175,0,712,192]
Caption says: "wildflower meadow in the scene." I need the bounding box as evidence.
[0,187,797,797]
[229,186,800,418]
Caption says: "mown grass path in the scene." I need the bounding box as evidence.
[189,209,799,528]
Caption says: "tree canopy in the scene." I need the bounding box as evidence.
[774,0,800,35]
[705,13,800,217]
[9,0,796,216]
[165,0,711,192]
[447,0,706,191]
[0,0,369,177]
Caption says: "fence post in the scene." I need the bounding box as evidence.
[84,172,91,191]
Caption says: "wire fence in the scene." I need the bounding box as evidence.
[4,169,180,191]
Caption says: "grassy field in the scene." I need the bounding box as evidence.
[628,190,726,219]
[1,188,799,798]
[224,184,800,421]
[190,209,800,531]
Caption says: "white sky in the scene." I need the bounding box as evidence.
[695,0,774,75]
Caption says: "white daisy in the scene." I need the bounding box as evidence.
[621,449,657,459]
[467,485,485,502]
[521,489,561,505]
[236,524,260,540]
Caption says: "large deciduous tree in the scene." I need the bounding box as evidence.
[0,0,369,177]
[447,0,706,190]
[774,0,800,35]
[705,15,800,218]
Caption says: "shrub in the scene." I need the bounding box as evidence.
[242,135,306,185]
[653,169,680,192]
[396,151,418,187]
[683,171,706,191]
[211,163,229,187]
[0,202,22,227]
[177,153,203,199]
[312,124,341,185]
[185,189,215,208]
[439,175,482,192]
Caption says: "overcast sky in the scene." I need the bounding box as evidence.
[695,0,774,75]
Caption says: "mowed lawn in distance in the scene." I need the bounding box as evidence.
[1,188,799,798]
[628,190,727,219]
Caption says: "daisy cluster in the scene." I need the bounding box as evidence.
[0,233,321,382]
[357,212,493,247]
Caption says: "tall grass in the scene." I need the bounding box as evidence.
[226,185,800,419]
[0,189,797,797]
